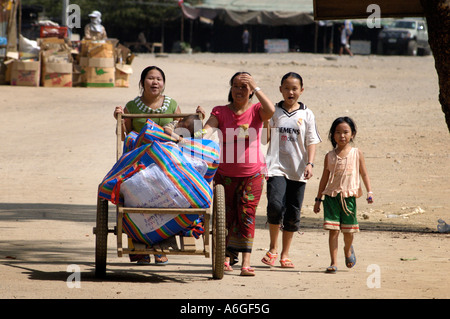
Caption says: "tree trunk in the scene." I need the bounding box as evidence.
[421,0,450,132]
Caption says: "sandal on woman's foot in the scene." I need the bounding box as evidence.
[345,245,356,268]
[326,265,338,274]
[280,258,295,268]
[136,255,150,265]
[261,251,278,266]
[224,261,233,272]
[240,267,255,276]
[154,254,168,265]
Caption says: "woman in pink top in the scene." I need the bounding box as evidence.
[313,117,373,274]
[204,72,275,276]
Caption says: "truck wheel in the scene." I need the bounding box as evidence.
[407,41,418,56]
[376,40,385,55]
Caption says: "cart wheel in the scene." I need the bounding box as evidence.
[95,196,108,278]
[212,184,226,279]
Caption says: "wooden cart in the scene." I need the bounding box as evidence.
[94,112,226,279]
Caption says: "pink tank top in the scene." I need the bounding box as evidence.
[322,147,362,198]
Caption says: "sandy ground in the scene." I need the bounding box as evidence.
[0,52,449,303]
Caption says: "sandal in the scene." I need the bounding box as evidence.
[345,246,356,268]
[224,261,233,272]
[279,258,295,268]
[136,255,151,265]
[154,254,168,265]
[240,267,255,276]
[326,265,338,274]
[261,251,278,266]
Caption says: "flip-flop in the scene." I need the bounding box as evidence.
[224,261,233,272]
[240,267,255,276]
[136,255,151,265]
[280,258,295,268]
[345,245,356,268]
[261,251,278,266]
[326,265,338,274]
[154,254,169,265]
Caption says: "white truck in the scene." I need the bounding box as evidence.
[377,19,431,56]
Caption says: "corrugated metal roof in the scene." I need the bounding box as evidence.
[196,0,313,13]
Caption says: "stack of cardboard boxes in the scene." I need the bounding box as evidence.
[4,37,133,88]
[114,43,134,88]
[40,38,73,87]
[79,40,115,87]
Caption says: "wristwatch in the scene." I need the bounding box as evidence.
[307,162,314,168]
[253,87,261,93]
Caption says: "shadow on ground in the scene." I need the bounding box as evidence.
[0,202,436,233]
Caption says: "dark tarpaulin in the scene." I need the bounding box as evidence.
[221,10,314,26]
[182,0,314,26]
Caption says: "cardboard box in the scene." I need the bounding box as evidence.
[80,57,115,87]
[72,63,82,87]
[115,44,131,63]
[10,60,40,87]
[41,62,73,87]
[39,37,73,87]
[115,64,132,87]
[81,41,114,58]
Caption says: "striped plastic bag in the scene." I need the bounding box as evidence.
[120,163,199,245]
[99,140,213,208]
[120,163,191,208]
[122,212,200,245]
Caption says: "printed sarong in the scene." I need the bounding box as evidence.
[214,172,264,256]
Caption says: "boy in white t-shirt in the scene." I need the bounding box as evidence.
[261,72,321,268]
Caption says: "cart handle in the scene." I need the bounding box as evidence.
[116,111,204,160]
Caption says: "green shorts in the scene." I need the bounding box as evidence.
[323,194,359,233]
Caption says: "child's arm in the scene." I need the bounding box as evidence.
[313,155,330,214]
[196,105,206,120]
[358,149,373,203]
[304,143,317,180]
[163,120,184,142]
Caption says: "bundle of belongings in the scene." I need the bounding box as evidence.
[98,119,220,247]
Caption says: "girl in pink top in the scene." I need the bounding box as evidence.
[204,72,275,276]
[314,117,373,273]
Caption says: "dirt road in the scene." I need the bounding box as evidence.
[0,52,449,302]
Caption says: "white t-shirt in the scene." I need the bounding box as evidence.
[266,102,321,182]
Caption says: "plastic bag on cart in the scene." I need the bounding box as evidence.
[120,163,201,245]
[121,163,191,208]
[118,153,209,245]
[122,212,201,245]
[122,118,220,183]
[99,140,213,208]
[98,127,219,245]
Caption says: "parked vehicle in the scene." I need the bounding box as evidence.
[377,19,431,56]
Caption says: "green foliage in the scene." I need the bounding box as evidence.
[21,0,187,28]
